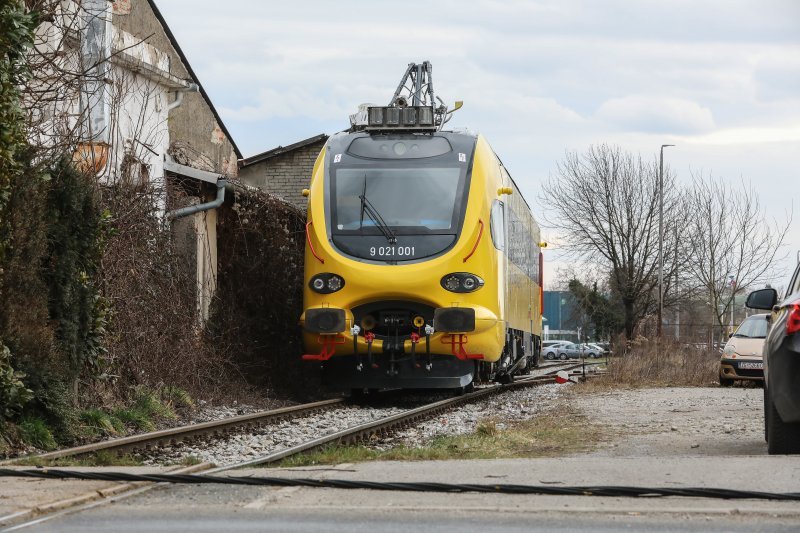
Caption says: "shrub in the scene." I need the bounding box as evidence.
[19,416,56,450]
[0,342,32,419]
[79,408,120,438]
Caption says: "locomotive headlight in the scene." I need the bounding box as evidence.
[309,273,345,294]
[440,273,484,293]
[443,275,460,292]
[327,275,343,291]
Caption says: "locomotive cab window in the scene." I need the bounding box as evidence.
[334,168,461,231]
[326,133,475,263]
[490,199,505,251]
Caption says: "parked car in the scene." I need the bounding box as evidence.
[542,340,566,348]
[719,314,768,386]
[746,260,800,454]
[544,342,598,360]
[573,343,601,358]
[585,343,607,358]
[542,341,574,360]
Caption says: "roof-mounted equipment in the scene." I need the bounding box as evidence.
[349,61,462,133]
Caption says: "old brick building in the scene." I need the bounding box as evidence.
[238,134,328,210]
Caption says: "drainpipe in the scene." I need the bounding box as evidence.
[168,82,200,112]
[167,178,226,220]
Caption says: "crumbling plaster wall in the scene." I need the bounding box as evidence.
[112,0,238,177]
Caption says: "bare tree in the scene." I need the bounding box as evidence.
[541,144,689,339]
[686,173,790,338]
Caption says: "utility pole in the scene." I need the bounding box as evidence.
[674,224,680,340]
[657,144,674,338]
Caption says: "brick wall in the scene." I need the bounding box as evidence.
[238,139,326,210]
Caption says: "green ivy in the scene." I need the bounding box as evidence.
[43,158,105,382]
[0,342,32,419]
[0,0,38,239]
[0,1,38,430]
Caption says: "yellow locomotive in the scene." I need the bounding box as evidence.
[300,63,543,391]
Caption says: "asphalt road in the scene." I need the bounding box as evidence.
[18,484,800,533]
[10,455,800,533]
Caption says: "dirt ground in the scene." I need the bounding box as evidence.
[569,385,766,457]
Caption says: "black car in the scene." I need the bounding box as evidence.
[746,260,800,454]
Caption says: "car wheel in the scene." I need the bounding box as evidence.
[545,352,555,360]
[588,353,597,359]
[766,387,800,454]
[719,376,734,387]
[559,353,567,360]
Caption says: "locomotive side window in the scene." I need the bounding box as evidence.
[490,200,505,251]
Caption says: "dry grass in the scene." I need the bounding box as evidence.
[274,407,605,467]
[580,338,719,390]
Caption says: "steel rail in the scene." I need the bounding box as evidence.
[3,398,345,465]
[209,363,590,472]
[5,361,595,466]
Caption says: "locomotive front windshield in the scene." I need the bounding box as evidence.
[326,132,475,263]
[334,168,461,233]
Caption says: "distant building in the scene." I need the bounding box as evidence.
[542,291,580,341]
[238,134,328,210]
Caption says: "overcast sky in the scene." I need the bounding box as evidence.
[157,0,800,288]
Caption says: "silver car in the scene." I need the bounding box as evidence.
[543,341,574,360]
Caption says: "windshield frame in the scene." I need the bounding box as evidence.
[330,163,469,237]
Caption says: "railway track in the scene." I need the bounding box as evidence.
[0,361,594,530]
[4,361,591,467]
[1,399,345,466]
[221,364,592,470]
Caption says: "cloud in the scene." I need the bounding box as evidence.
[595,95,716,134]
[683,125,800,145]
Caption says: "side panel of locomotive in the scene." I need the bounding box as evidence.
[502,167,543,357]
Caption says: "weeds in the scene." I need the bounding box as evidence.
[94,385,187,434]
[19,417,56,450]
[132,385,177,420]
[79,408,123,438]
[161,386,194,410]
[15,450,141,467]
[582,339,718,389]
[276,410,603,467]
[181,455,203,466]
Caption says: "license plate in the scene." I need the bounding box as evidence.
[738,362,763,370]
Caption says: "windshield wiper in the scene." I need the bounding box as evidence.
[359,175,396,244]
[359,193,397,244]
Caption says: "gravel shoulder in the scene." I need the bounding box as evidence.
[570,386,766,457]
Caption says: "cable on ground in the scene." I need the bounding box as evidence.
[1,468,798,501]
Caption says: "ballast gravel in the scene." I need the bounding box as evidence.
[372,383,566,450]
[136,365,578,467]
[137,404,410,466]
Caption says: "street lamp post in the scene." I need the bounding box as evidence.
[657,144,674,338]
